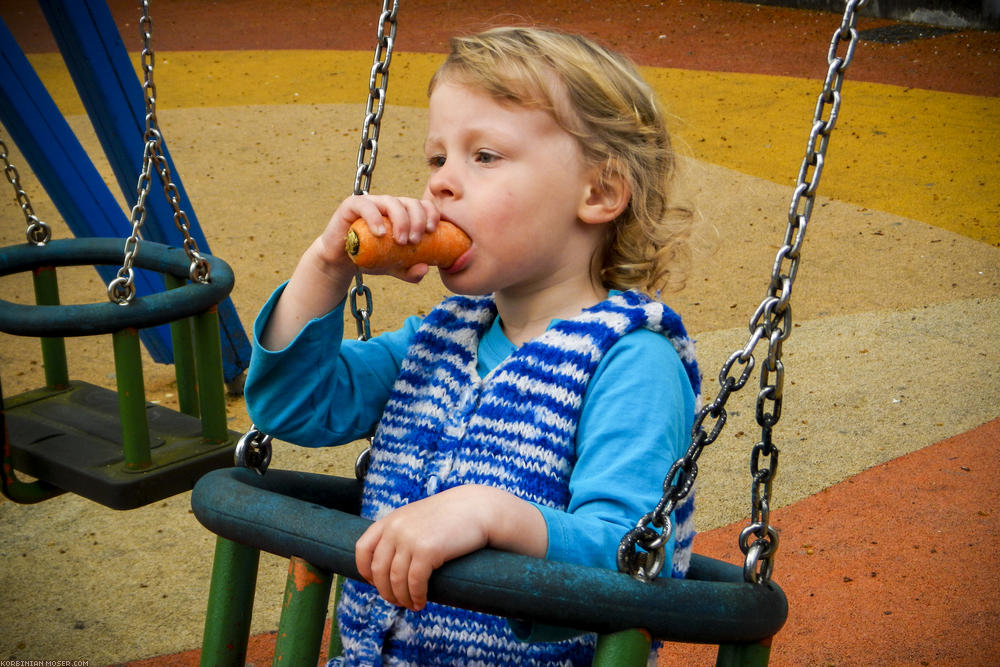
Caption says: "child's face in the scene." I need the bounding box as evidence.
[423,80,604,299]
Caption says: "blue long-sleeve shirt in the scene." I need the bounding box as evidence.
[245,285,696,573]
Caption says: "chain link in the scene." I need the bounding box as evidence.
[0,139,51,246]
[353,0,399,198]
[233,426,274,475]
[618,0,869,584]
[348,0,398,341]
[108,0,210,305]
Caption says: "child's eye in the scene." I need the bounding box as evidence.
[426,155,446,169]
[475,151,499,165]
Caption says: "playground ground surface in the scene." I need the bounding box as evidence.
[0,1,997,665]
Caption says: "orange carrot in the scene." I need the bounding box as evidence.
[345,218,471,271]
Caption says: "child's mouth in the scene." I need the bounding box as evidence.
[442,245,471,273]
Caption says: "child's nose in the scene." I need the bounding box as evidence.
[427,164,459,200]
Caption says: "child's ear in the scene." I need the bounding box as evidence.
[578,165,630,225]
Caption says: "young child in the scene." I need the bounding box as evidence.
[245,27,701,666]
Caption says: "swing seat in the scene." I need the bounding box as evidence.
[192,467,788,647]
[1,237,239,509]
[5,381,238,510]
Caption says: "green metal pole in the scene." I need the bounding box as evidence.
[716,638,775,667]
[328,575,345,659]
[31,266,69,390]
[593,628,652,666]
[273,557,333,666]
[164,274,199,418]
[193,307,228,443]
[111,328,151,470]
[200,537,261,667]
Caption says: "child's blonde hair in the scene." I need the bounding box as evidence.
[430,26,693,295]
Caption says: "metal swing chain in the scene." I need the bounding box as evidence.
[0,139,51,246]
[107,0,211,305]
[236,1,400,476]
[618,0,869,585]
[348,0,398,480]
[349,0,399,342]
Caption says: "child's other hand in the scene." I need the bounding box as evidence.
[354,485,547,611]
[322,194,440,283]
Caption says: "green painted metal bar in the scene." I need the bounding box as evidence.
[328,574,345,658]
[273,556,333,666]
[111,327,151,470]
[593,628,652,666]
[31,266,68,390]
[193,306,228,443]
[716,638,775,667]
[164,274,199,418]
[200,536,261,667]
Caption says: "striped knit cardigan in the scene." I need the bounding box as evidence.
[335,290,700,666]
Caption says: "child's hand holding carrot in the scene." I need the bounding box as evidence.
[261,195,444,350]
[346,217,471,273]
[322,195,452,283]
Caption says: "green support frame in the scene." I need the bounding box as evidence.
[594,629,652,665]
[716,638,775,666]
[273,557,334,665]
[165,273,199,417]
[111,327,152,470]
[32,266,68,390]
[200,537,260,667]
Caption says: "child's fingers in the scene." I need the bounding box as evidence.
[388,550,416,610]
[356,518,434,612]
[420,199,440,234]
[387,198,438,245]
[406,558,434,611]
[364,527,404,604]
[386,547,434,611]
[401,198,441,242]
[335,195,421,241]
[377,198,416,244]
[397,199,425,244]
[334,195,386,234]
[354,522,382,585]
[399,263,429,284]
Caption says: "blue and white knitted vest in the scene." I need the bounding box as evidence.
[336,290,700,666]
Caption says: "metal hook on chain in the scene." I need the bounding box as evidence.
[617,521,668,584]
[107,274,137,306]
[740,526,780,584]
[25,220,51,246]
[234,426,273,475]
